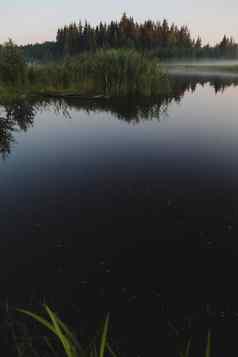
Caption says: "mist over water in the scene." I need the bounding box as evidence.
[164,59,238,79]
[164,59,238,66]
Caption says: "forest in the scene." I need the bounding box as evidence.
[22,14,238,62]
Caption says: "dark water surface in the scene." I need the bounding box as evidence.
[2,76,238,354]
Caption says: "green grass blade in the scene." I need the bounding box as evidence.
[17,308,56,336]
[179,339,191,357]
[185,339,191,357]
[205,330,211,357]
[18,306,77,357]
[18,306,114,357]
[99,314,110,357]
[44,305,73,357]
[53,311,81,352]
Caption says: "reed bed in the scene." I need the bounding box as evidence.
[26,49,168,96]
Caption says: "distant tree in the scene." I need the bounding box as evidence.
[0,39,27,84]
[194,36,202,48]
[54,15,199,57]
[219,35,230,49]
[16,15,238,61]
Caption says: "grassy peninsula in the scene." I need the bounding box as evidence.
[0,40,168,99]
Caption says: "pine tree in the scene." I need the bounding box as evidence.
[0,39,27,84]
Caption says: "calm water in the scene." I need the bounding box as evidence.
[2,76,238,354]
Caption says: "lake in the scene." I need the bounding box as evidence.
[2,75,238,355]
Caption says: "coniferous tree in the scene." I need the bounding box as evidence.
[18,14,238,61]
[0,39,27,84]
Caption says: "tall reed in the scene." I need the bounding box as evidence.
[27,49,168,96]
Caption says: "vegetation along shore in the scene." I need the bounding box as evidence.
[0,40,169,98]
[2,14,238,99]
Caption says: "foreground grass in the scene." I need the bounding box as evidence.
[15,305,214,357]
[2,303,234,357]
[3,305,118,357]
[17,305,115,357]
[178,331,211,357]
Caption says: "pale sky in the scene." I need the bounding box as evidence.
[1,0,238,45]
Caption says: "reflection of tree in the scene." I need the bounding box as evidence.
[4,101,35,130]
[0,75,238,159]
[33,98,71,119]
[0,117,15,159]
[168,74,238,94]
[60,96,175,123]
[49,76,238,122]
[0,100,35,158]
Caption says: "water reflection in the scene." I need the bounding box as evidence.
[0,116,14,158]
[1,75,238,355]
[0,100,35,158]
[0,75,238,158]
[169,73,238,94]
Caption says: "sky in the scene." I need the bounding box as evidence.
[1,0,238,45]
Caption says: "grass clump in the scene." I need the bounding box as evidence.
[28,49,168,96]
[17,305,116,357]
[177,330,212,357]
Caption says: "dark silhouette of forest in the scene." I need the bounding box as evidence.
[22,14,238,62]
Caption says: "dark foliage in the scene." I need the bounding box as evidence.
[20,14,238,62]
[0,40,27,84]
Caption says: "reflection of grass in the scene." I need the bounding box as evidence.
[17,305,117,357]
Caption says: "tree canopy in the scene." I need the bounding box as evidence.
[0,39,27,84]
[4,14,238,62]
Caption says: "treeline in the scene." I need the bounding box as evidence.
[56,14,199,55]
[23,41,60,63]
[21,14,238,62]
[0,40,27,84]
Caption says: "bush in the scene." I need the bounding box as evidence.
[0,40,27,85]
[27,49,168,96]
